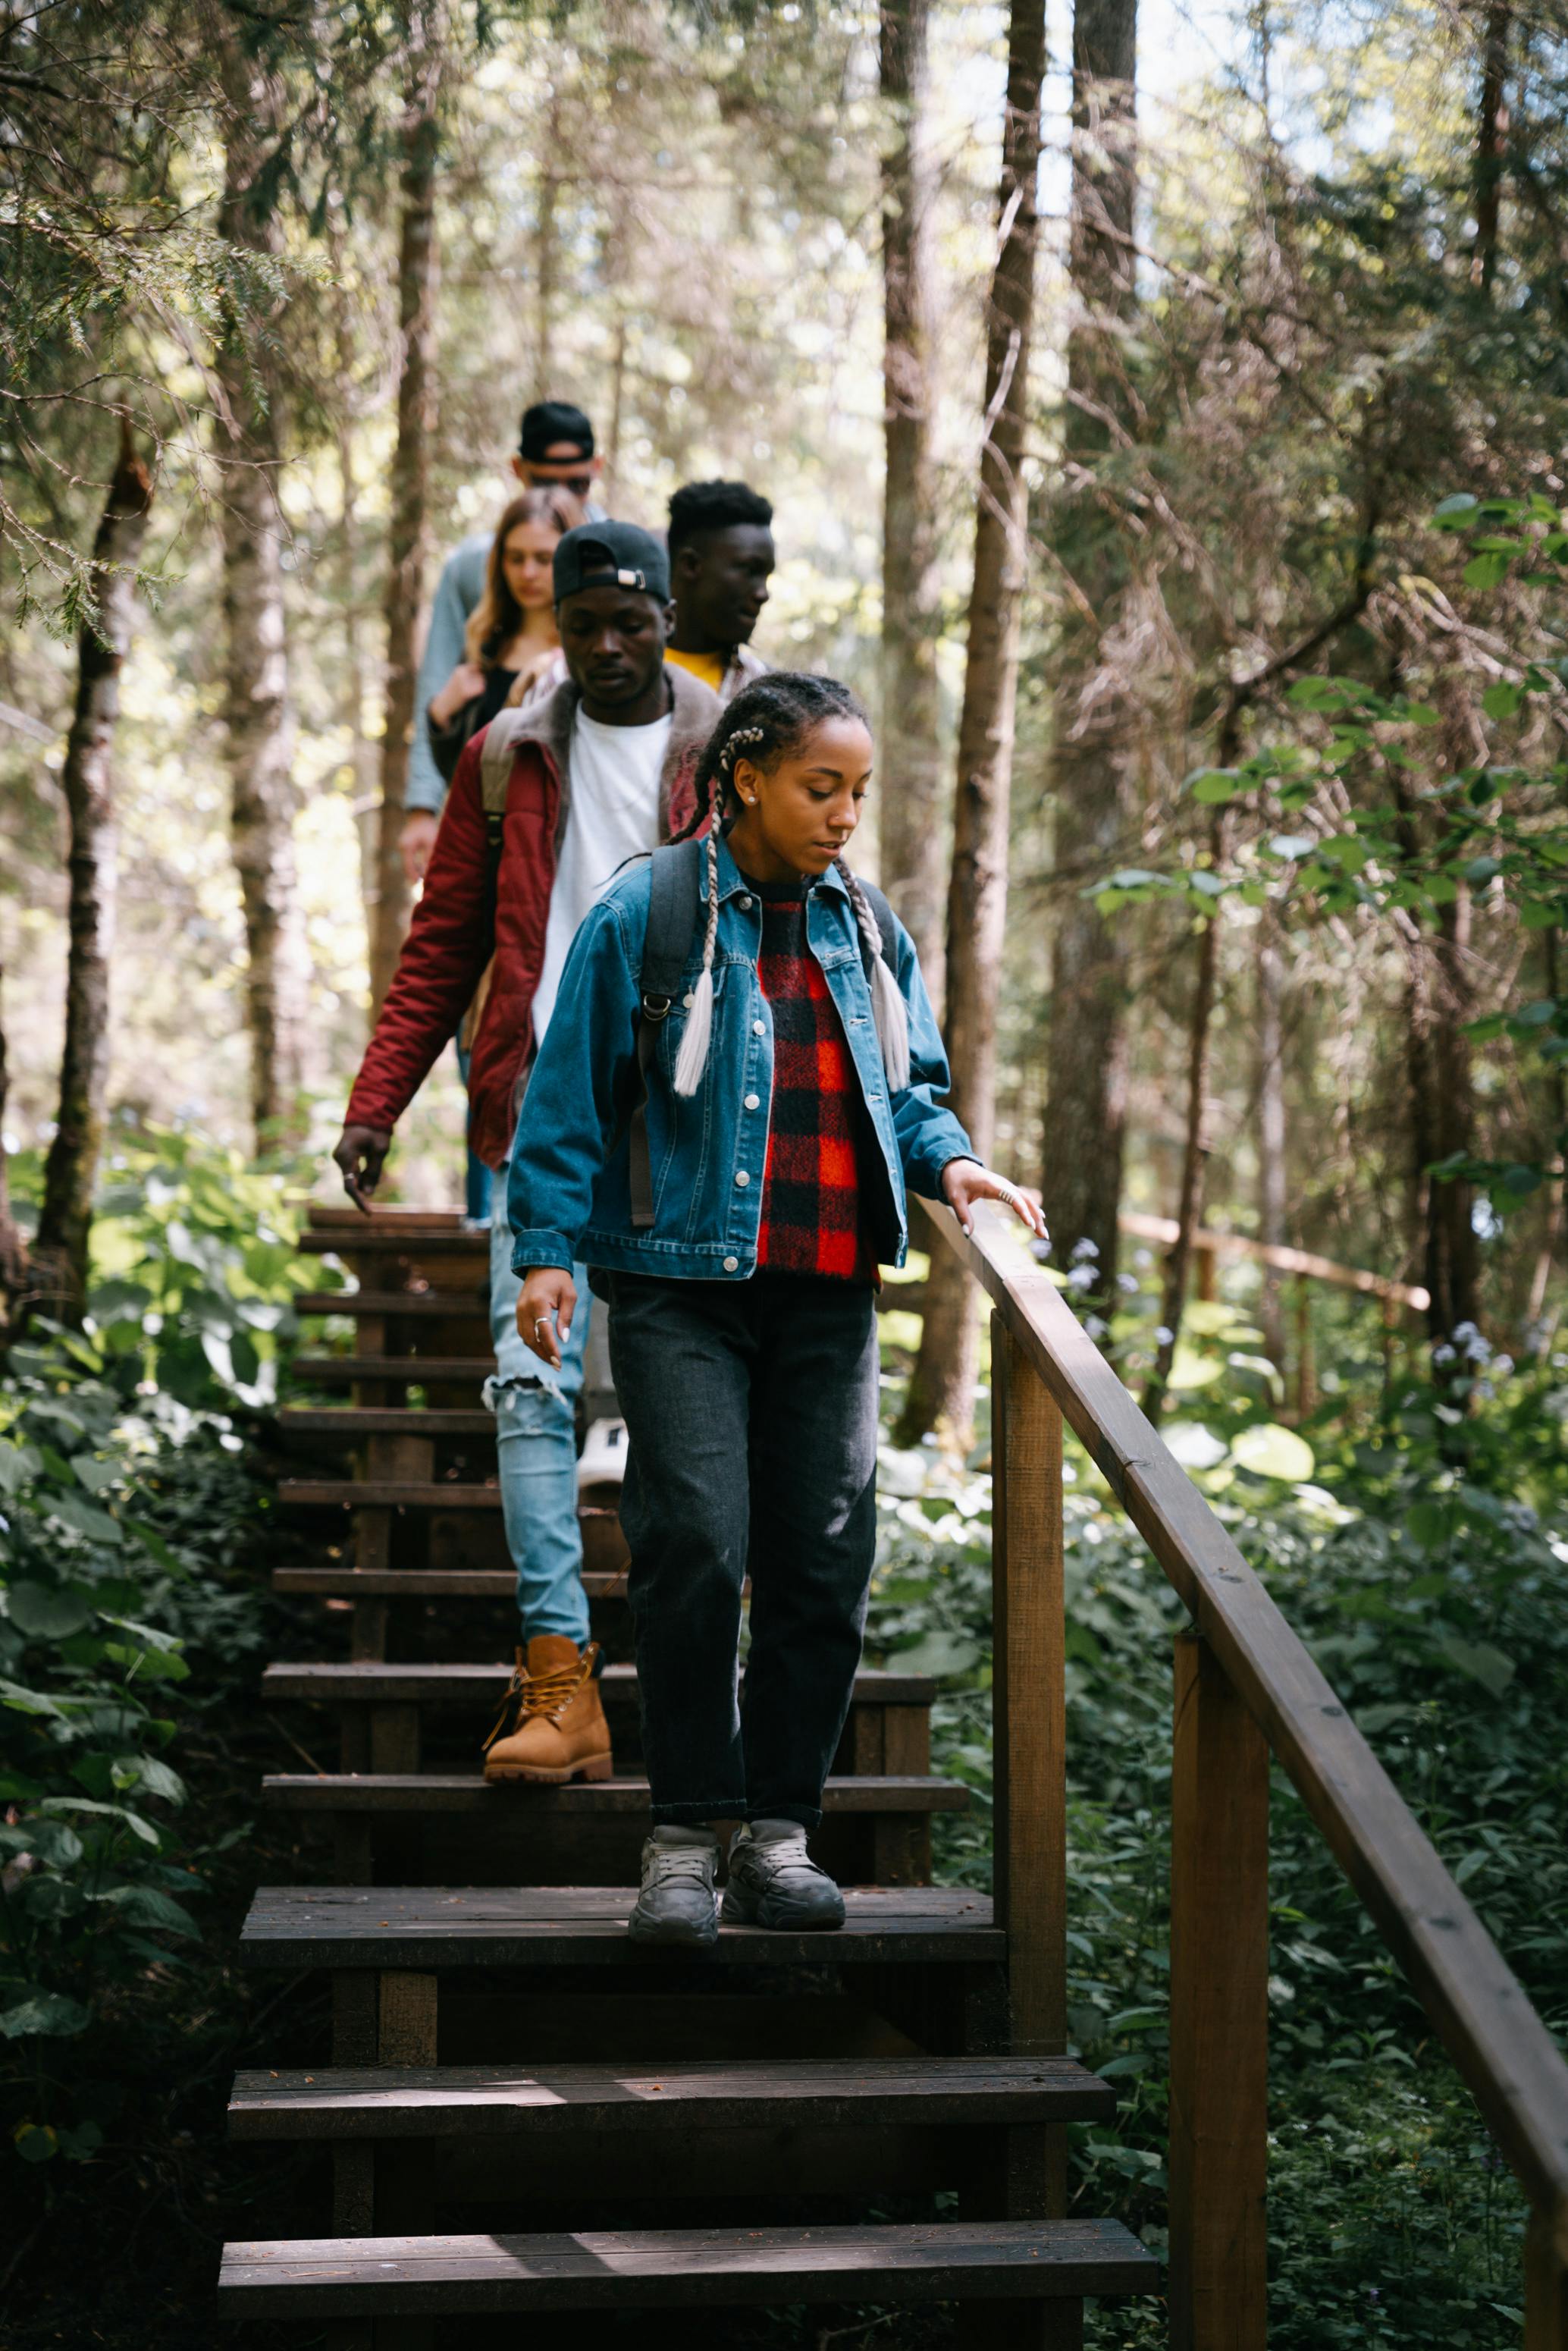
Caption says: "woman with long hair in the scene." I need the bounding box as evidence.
[426,485,583,779]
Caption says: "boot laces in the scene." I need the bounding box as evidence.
[484,1643,597,1751]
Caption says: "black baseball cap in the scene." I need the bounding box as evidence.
[519,400,594,463]
[554,522,671,605]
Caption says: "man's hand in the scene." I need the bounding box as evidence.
[333,1124,394,1214]
[399,810,441,886]
[941,1157,1049,1243]
[517,1266,577,1371]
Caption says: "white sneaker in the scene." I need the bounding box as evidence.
[577,1416,628,1496]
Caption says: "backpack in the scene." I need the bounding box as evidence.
[626,837,899,1229]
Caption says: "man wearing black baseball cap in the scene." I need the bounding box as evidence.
[405,400,610,868]
[334,521,722,1787]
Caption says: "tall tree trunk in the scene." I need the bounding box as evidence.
[370,2,444,1015]
[1143,811,1225,1417]
[0,962,33,1345]
[34,426,152,1317]
[879,0,946,993]
[535,82,563,394]
[896,0,1046,1451]
[1039,0,1140,1294]
[1397,685,1482,1352]
[1256,910,1287,1372]
[218,44,309,1147]
[1472,2,1510,294]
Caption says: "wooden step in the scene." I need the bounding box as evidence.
[279,1408,497,1437]
[283,1480,503,1509]
[272,1568,626,1601]
[264,1662,935,1709]
[229,2054,1114,2139]
[299,1229,491,1259]
[290,1358,493,1386]
[308,1207,469,1229]
[263,1774,967,1817]
[218,2219,1156,2316]
[296,1291,488,1317]
[240,1883,1001,1970]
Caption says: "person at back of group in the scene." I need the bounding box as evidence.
[401,400,607,887]
[424,486,585,786]
[663,478,774,701]
[332,523,723,1789]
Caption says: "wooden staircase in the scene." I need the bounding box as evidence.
[219,1202,1158,2343]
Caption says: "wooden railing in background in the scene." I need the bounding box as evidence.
[923,1196,1568,2349]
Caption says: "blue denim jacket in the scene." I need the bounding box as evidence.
[508,835,974,1281]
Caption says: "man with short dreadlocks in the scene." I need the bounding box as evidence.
[507,672,1045,1949]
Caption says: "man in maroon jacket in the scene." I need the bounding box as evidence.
[334,523,722,1784]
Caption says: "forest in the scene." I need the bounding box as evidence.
[2,0,1566,2345]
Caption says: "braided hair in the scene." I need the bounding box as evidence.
[670,673,911,1098]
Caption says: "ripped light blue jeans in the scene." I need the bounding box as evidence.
[485,1205,591,1646]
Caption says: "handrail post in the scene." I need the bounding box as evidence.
[1170,1628,1269,2349]
[1527,2205,1568,2349]
[991,1314,1068,2205]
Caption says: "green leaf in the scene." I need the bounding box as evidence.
[45,1489,123,1547]
[1403,702,1441,727]
[889,1631,982,1679]
[99,1883,199,1936]
[1482,681,1523,720]
[1406,1499,1451,1551]
[1521,901,1560,930]
[1431,494,1480,528]
[1229,1423,1316,1483]
[1499,1163,1544,1196]
[71,1455,120,1496]
[0,1993,92,2039]
[1190,770,1239,804]
[1435,1633,1516,1700]
[14,2122,58,2163]
[1463,548,1512,590]
[5,1581,96,1640]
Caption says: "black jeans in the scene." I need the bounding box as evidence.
[601,1269,880,1829]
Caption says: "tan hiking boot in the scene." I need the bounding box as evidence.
[482,1637,613,1784]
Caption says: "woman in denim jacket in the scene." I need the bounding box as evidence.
[508,673,1045,1948]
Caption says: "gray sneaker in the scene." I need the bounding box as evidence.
[720,1818,845,1930]
[628,1825,720,1949]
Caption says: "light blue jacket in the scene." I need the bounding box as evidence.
[507,835,973,1281]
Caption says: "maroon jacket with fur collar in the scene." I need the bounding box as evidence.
[347,666,720,1171]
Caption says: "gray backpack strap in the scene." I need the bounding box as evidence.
[628,839,704,1229]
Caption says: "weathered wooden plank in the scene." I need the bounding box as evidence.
[217,2219,1156,2316]
[265,1662,936,1708]
[240,1883,1003,1971]
[1168,1631,1269,2351]
[299,1229,489,1258]
[296,1292,488,1318]
[920,1195,1568,2216]
[283,1482,503,1511]
[307,1207,467,1230]
[378,1973,437,2067]
[264,1772,967,1816]
[291,1358,491,1385]
[273,1568,626,1601]
[229,2054,1115,2139]
[279,1409,497,1437]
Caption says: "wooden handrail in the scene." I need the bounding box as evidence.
[921,1195,1568,2228]
[1118,1208,1431,1310]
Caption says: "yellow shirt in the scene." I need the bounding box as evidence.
[664,646,727,693]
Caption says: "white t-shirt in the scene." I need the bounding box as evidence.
[532,706,672,1044]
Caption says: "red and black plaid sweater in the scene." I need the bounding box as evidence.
[751,877,874,1283]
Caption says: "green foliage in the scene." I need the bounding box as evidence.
[867,1336,1568,2345]
[0,1125,306,2172]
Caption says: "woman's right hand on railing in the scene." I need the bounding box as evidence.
[941,1157,1049,1243]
